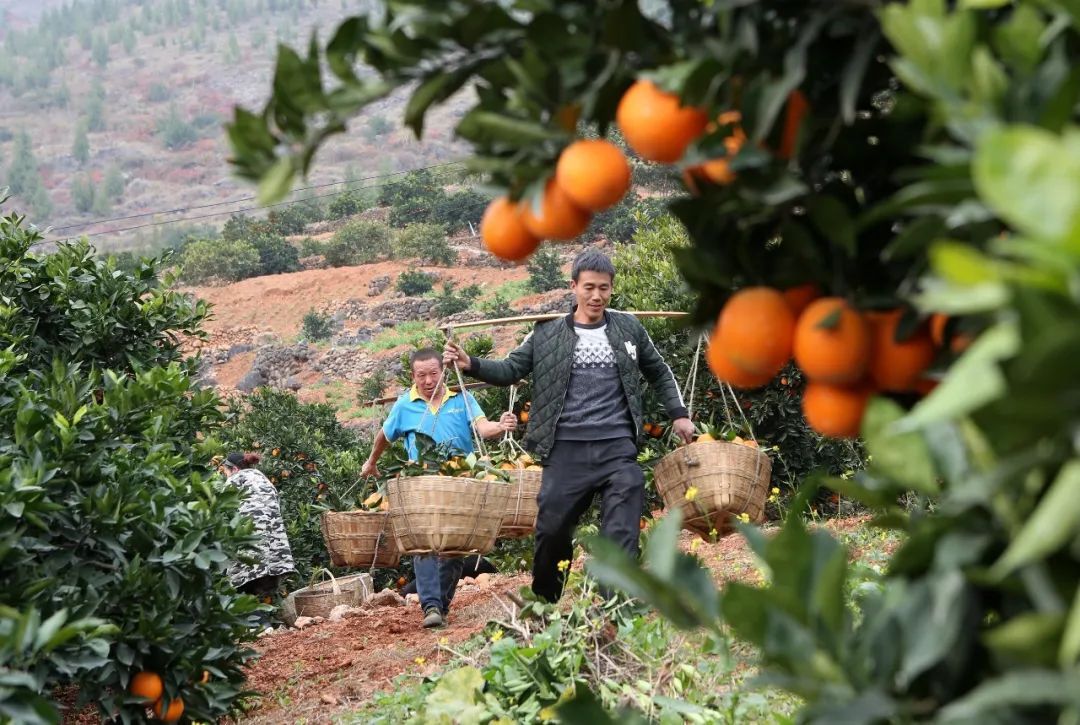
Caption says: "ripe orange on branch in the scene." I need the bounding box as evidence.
[706,328,778,389]
[616,80,708,163]
[481,197,540,261]
[802,382,871,439]
[130,671,163,701]
[521,180,591,241]
[867,310,935,392]
[153,697,185,722]
[781,283,821,316]
[715,287,795,377]
[793,298,871,385]
[555,139,631,212]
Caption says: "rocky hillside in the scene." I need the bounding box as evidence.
[184,234,595,431]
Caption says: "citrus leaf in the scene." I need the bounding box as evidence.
[992,459,1080,577]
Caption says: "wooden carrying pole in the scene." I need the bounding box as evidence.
[443,309,689,336]
[363,310,689,406]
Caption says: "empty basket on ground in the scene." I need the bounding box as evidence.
[653,440,771,539]
[387,475,511,556]
[293,572,369,619]
[498,467,543,539]
[320,510,401,569]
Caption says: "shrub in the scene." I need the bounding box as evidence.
[358,367,389,403]
[147,82,171,102]
[433,281,478,317]
[323,219,390,267]
[430,189,487,233]
[327,190,369,220]
[179,237,261,283]
[156,105,198,150]
[395,269,436,296]
[301,308,335,342]
[249,232,301,275]
[0,213,258,723]
[267,201,322,235]
[527,248,566,292]
[70,174,95,213]
[393,222,456,265]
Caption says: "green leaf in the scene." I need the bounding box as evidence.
[992,459,1080,577]
[456,110,565,146]
[1060,586,1080,666]
[929,240,1000,285]
[257,159,295,206]
[862,398,939,495]
[896,321,1019,430]
[405,67,476,138]
[938,669,1080,721]
[806,196,857,257]
[983,612,1064,665]
[973,125,1080,245]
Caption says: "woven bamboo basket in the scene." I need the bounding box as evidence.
[498,467,543,539]
[293,572,368,619]
[320,510,401,569]
[387,475,512,555]
[654,440,771,539]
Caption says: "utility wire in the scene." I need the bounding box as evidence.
[34,160,480,247]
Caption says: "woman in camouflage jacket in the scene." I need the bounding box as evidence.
[219,452,296,596]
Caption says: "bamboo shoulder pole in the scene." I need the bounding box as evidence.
[443,309,689,336]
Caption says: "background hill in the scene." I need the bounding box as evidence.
[0,0,468,252]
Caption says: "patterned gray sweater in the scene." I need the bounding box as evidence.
[555,320,634,441]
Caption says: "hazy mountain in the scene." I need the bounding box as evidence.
[0,0,466,251]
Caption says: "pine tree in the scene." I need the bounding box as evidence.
[7,131,53,219]
[72,122,89,166]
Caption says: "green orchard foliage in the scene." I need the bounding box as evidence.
[0,210,260,724]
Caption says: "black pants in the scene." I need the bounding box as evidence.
[533,437,644,603]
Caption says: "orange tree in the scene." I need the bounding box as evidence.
[229,1,1080,720]
[0,209,259,723]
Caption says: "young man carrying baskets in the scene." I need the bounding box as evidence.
[443,249,694,603]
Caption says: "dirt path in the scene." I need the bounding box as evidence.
[237,575,530,723]
[236,515,880,723]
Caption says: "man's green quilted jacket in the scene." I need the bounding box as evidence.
[466,310,689,460]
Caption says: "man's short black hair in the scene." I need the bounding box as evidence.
[571,248,616,282]
[410,347,442,367]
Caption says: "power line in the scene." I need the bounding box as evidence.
[46,159,467,234]
[35,162,480,247]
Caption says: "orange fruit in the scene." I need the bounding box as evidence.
[199,670,210,685]
[777,89,810,160]
[519,410,529,423]
[929,313,972,353]
[913,377,940,397]
[480,197,541,261]
[715,287,796,377]
[706,334,775,389]
[555,139,632,212]
[802,382,870,438]
[130,671,163,702]
[793,298,871,385]
[520,180,591,241]
[153,697,184,723]
[616,79,708,163]
[781,283,821,316]
[867,310,935,392]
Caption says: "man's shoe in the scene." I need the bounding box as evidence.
[422,606,444,629]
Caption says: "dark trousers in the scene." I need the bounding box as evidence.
[413,555,465,614]
[532,437,644,603]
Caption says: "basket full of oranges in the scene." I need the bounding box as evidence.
[320,490,401,569]
[383,435,513,556]
[653,425,771,540]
